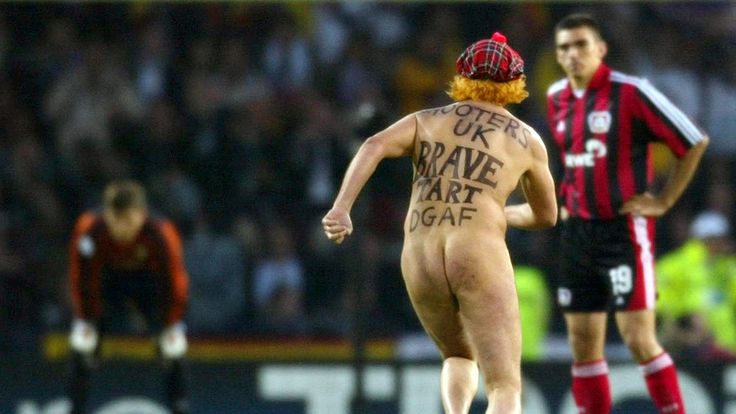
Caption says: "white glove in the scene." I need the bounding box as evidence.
[159,322,187,359]
[69,319,98,355]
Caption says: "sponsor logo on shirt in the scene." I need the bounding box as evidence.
[564,139,608,168]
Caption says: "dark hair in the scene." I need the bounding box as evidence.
[103,179,147,213]
[555,13,603,40]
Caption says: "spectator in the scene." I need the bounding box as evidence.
[310,3,349,71]
[44,41,144,165]
[252,223,308,336]
[657,211,736,355]
[703,48,736,154]
[660,314,735,362]
[184,214,247,334]
[393,26,454,113]
[261,13,313,94]
[134,20,173,107]
[0,210,31,350]
[219,37,269,110]
[147,164,203,228]
[514,265,552,361]
[129,97,186,178]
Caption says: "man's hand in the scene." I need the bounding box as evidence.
[69,319,99,355]
[619,192,670,217]
[322,208,353,244]
[159,322,187,359]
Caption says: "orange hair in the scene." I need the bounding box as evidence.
[447,75,529,106]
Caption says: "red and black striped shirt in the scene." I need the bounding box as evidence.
[546,64,704,220]
[69,212,189,324]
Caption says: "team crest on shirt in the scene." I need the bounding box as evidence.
[587,111,612,134]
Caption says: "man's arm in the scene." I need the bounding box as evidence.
[157,220,189,324]
[620,78,710,217]
[323,114,417,244]
[69,213,102,321]
[156,220,189,359]
[505,134,558,230]
[68,213,103,354]
[619,137,709,217]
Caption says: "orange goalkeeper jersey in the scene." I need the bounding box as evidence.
[68,212,189,324]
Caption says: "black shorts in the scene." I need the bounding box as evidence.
[98,271,168,333]
[557,215,657,312]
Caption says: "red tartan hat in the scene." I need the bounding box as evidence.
[456,32,524,82]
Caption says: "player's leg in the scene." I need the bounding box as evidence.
[610,215,685,413]
[616,310,685,413]
[606,215,662,361]
[68,352,93,414]
[564,312,611,414]
[401,240,478,414]
[564,312,608,361]
[67,320,100,414]
[615,309,662,361]
[136,280,191,414]
[559,218,612,414]
[158,324,190,414]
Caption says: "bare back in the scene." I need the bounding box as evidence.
[406,101,537,238]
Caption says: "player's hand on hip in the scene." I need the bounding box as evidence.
[619,192,668,217]
[322,208,353,244]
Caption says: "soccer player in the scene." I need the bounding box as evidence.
[323,32,558,414]
[546,13,709,414]
[67,180,190,414]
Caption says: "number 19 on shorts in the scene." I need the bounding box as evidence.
[609,265,633,296]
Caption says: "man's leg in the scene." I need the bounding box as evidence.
[67,320,100,414]
[616,310,685,414]
[401,246,479,414]
[162,357,190,414]
[159,323,190,414]
[565,312,611,414]
[409,292,478,414]
[68,352,95,414]
[453,265,522,414]
[441,356,479,414]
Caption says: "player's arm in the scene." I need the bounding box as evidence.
[69,213,101,321]
[620,137,708,217]
[158,220,189,324]
[156,220,189,359]
[620,79,709,217]
[323,113,417,243]
[505,132,558,230]
[68,213,102,354]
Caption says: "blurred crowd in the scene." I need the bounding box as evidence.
[0,3,735,361]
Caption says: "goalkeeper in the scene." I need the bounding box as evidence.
[66,180,190,414]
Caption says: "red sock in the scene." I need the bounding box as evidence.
[640,353,685,413]
[572,359,611,414]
